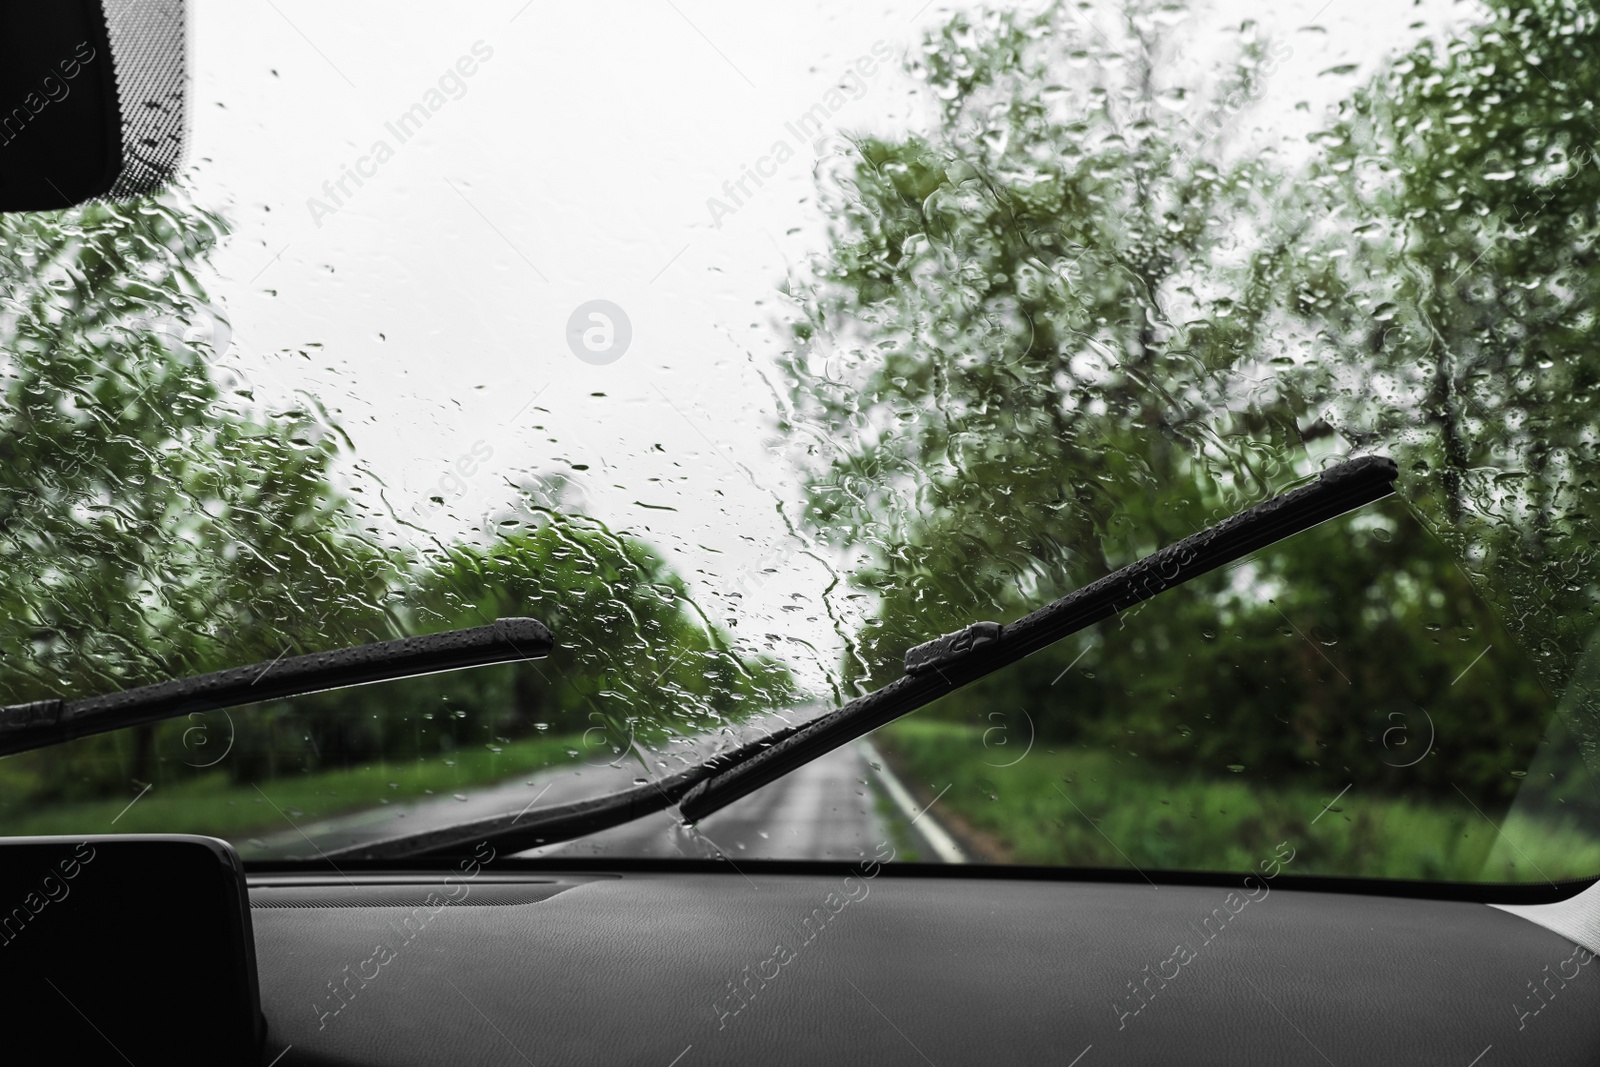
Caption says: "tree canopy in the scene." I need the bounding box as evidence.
[778,0,1600,806]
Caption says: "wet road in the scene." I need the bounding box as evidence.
[249,740,963,864]
[527,741,891,861]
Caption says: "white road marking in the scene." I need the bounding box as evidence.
[859,739,966,864]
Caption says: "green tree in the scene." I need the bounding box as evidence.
[783,1,1319,690]
[0,193,401,706]
[1292,0,1600,695]
[406,488,794,758]
[778,0,1596,809]
[0,190,408,795]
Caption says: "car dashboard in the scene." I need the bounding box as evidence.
[247,864,1600,1065]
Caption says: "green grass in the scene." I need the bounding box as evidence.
[0,734,588,841]
[877,718,1600,883]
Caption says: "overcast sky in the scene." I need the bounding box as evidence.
[187,0,1474,689]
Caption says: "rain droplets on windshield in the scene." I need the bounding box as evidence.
[2,0,1598,880]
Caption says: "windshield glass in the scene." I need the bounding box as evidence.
[3,0,1599,883]
[8,495,1596,882]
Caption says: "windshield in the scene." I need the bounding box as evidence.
[7,494,1597,882]
[3,0,1599,884]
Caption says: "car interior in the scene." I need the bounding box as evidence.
[2,1,1598,1064]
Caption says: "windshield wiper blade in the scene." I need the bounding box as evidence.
[326,766,710,862]
[331,455,1395,861]
[0,618,553,758]
[678,455,1397,823]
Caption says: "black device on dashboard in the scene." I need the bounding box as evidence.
[0,834,264,1064]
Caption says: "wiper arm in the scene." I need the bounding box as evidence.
[0,618,553,758]
[326,455,1396,860]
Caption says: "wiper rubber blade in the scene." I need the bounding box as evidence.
[325,766,709,861]
[0,618,553,758]
[334,455,1395,860]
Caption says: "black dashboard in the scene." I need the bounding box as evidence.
[249,866,1600,1065]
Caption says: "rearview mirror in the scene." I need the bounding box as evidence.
[0,1,185,213]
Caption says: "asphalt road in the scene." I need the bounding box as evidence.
[525,740,892,862]
[247,740,963,864]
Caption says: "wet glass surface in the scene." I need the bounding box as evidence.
[3,0,1598,880]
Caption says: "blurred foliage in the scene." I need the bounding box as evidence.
[782,0,1600,818]
[0,192,789,807]
[405,508,792,759]
[879,718,1600,880]
[783,1,1331,684]
[899,499,1571,808]
[0,199,401,699]
[1296,0,1600,687]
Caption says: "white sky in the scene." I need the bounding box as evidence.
[188,0,1475,688]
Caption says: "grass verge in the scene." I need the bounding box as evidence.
[876,718,1600,883]
[0,734,587,841]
